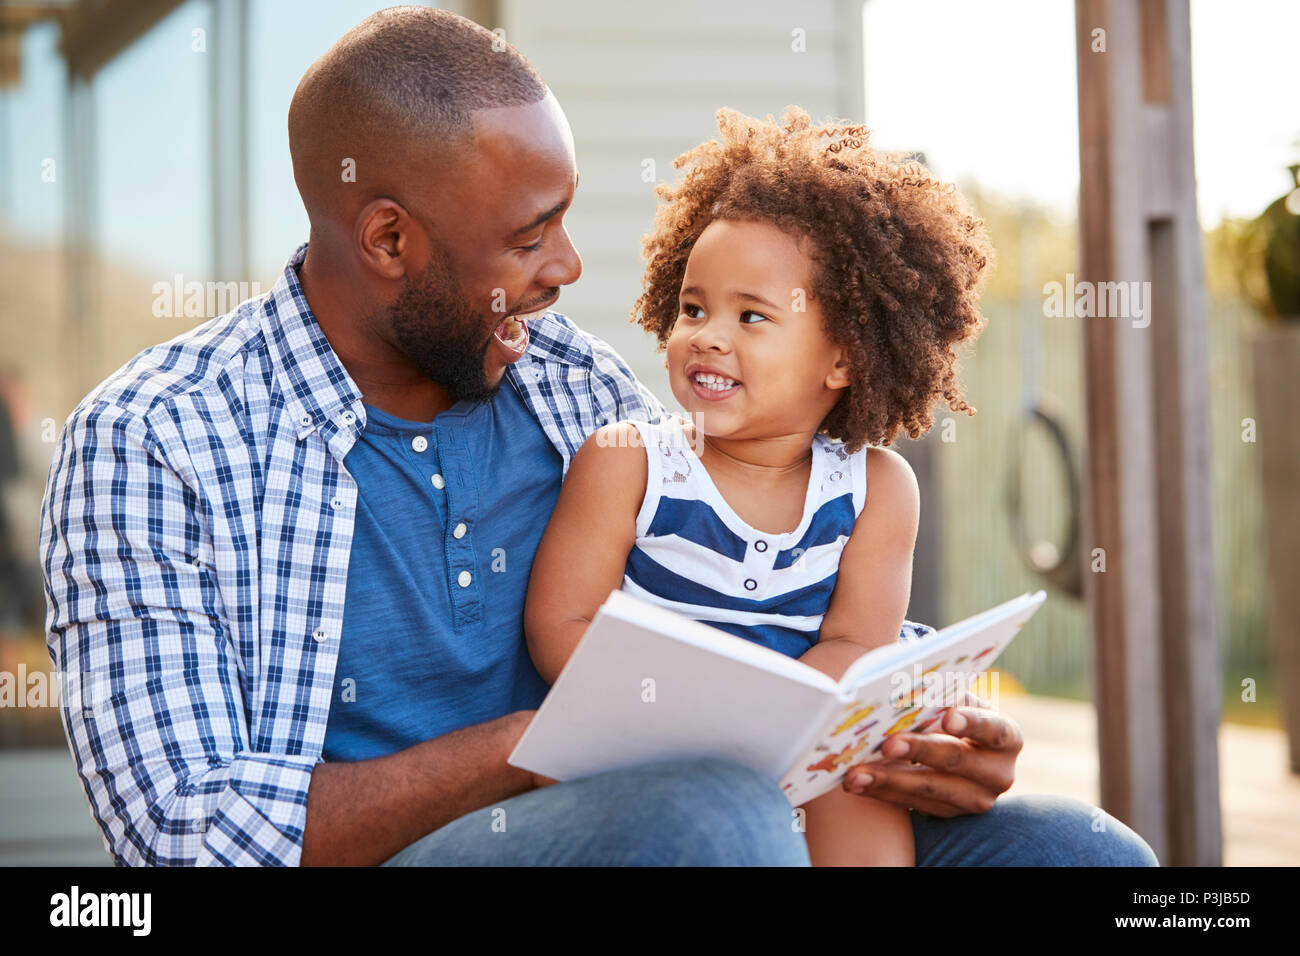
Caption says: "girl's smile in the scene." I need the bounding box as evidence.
[684,362,742,400]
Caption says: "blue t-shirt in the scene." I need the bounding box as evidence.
[321,379,562,762]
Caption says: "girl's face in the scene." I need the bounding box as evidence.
[666,218,850,441]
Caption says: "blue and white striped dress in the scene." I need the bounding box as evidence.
[621,416,934,658]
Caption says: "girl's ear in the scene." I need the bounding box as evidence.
[825,347,852,391]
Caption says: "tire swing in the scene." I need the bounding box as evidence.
[1004,399,1084,598]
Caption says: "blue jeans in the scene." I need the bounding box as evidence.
[381,757,1160,866]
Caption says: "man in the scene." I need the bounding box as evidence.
[40,6,1156,867]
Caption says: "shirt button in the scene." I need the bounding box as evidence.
[453,522,467,539]
[412,435,428,453]
[330,497,344,510]
[754,540,768,552]
[431,473,445,490]
[312,627,328,642]
[744,579,757,591]
[340,411,356,426]
[457,570,472,588]
[299,414,313,428]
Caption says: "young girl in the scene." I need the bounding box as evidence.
[524,107,993,866]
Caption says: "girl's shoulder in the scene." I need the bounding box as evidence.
[812,435,912,519]
[581,415,697,491]
[848,443,919,521]
[585,415,685,453]
[573,421,652,486]
[617,414,701,459]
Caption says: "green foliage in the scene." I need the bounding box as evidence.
[1206,166,1300,321]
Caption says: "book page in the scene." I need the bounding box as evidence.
[510,591,839,783]
[602,591,838,691]
[779,591,1046,805]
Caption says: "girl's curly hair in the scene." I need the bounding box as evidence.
[632,106,995,452]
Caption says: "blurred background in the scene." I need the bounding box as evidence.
[0,0,1296,865]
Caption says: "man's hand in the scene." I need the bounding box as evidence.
[302,709,551,866]
[841,693,1022,817]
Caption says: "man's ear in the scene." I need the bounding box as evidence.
[825,347,852,391]
[355,198,412,281]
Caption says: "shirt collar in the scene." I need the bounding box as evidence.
[258,243,364,441]
[258,243,594,442]
[521,309,595,369]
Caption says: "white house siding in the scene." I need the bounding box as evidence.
[496,0,866,406]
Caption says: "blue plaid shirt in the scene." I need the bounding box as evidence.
[39,243,665,866]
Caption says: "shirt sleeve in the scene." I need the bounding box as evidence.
[39,400,319,866]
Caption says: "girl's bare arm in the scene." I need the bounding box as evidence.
[524,421,648,684]
[801,446,920,681]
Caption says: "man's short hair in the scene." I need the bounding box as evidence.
[293,6,546,142]
[288,6,548,221]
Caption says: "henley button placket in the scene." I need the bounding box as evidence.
[436,424,483,628]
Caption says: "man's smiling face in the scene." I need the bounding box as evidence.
[391,91,582,402]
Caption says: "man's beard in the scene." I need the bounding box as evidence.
[388,247,500,405]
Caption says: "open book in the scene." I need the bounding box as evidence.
[510,589,1046,805]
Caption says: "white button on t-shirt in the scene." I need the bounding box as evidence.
[457,570,472,588]
[431,474,445,489]
[412,435,428,453]
[453,522,467,539]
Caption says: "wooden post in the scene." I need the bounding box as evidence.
[1075,0,1222,865]
[1253,327,1300,774]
